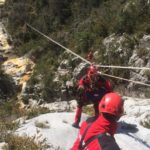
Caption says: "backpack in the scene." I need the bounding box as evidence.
[79,124,120,150]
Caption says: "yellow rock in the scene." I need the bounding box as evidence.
[2,57,35,86]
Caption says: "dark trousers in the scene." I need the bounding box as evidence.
[74,88,107,124]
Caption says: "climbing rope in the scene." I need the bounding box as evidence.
[26,23,150,87]
[99,72,150,87]
[97,65,150,71]
[26,23,91,65]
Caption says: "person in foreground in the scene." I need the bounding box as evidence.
[72,65,112,128]
[71,92,124,150]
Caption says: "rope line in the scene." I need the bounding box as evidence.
[99,72,150,87]
[26,23,150,87]
[98,65,150,70]
[27,23,92,65]
[27,24,150,71]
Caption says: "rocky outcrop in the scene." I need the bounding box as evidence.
[2,57,35,86]
[103,33,134,66]
[128,35,150,91]
[102,33,150,96]
[0,18,35,103]
[123,96,150,128]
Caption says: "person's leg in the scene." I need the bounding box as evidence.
[93,102,99,118]
[72,101,83,128]
[91,89,106,118]
[72,91,90,128]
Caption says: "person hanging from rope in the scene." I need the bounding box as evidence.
[72,65,112,128]
[87,50,93,61]
[71,92,124,150]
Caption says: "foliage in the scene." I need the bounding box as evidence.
[15,38,47,56]
[0,100,20,143]
[143,86,150,98]
[4,0,150,62]
[136,48,149,57]
[26,107,50,119]
[0,120,19,142]
[0,68,16,98]
[74,31,94,54]
[5,0,150,48]
[3,0,150,100]
[5,0,73,43]
[114,0,150,34]
[2,134,48,150]
[83,105,94,116]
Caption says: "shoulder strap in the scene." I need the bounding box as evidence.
[80,133,105,150]
[98,133,120,150]
[80,133,121,150]
[78,123,92,149]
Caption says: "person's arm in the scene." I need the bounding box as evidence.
[78,78,86,95]
[97,75,112,92]
[71,121,87,150]
[104,80,112,92]
[71,135,80,150]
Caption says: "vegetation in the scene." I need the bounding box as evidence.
[0,68,16,99]
[0,100,50,149]
[2,0,149,100]
[26,107,50,119]
[0,1,149,148]
[2,134,48,150]
[140,115,150,129]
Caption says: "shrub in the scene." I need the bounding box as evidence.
[0,69,16,98]
[144,70,150,78]
[75,31,94,54]
[2,134,48,150]
[26,107,50,119]
[140,113,150,129]
[136,48,149,57]
[0,99,23,119]
[83,105,94,116]
[145,89,150,98]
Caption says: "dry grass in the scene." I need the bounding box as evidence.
[83,105,95,116]
[2,134,49,150]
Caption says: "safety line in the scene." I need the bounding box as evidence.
[27,23,92,65]
[99,72,150,87]
[27,24,150,71]
[98,65,150,70]
[26,23,150,87]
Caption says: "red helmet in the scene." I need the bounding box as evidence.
[99,92,124,118]
[88,66,97,78]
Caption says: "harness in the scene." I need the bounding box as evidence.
[78,123,120,150]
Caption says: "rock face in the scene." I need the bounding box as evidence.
[102,34,150,96]
[0,20,35,103]
[128,35,150,91]
[123,96,150,129]
[55,34,150,99]
[1,56,35,104]
[0,22,13,60]
[103,33,134,65]
[0,0,150,103]
[0,22,16,101]
[2,57,35,86]
[15,112,88,150]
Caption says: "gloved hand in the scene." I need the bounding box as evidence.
[78,86,85,95]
